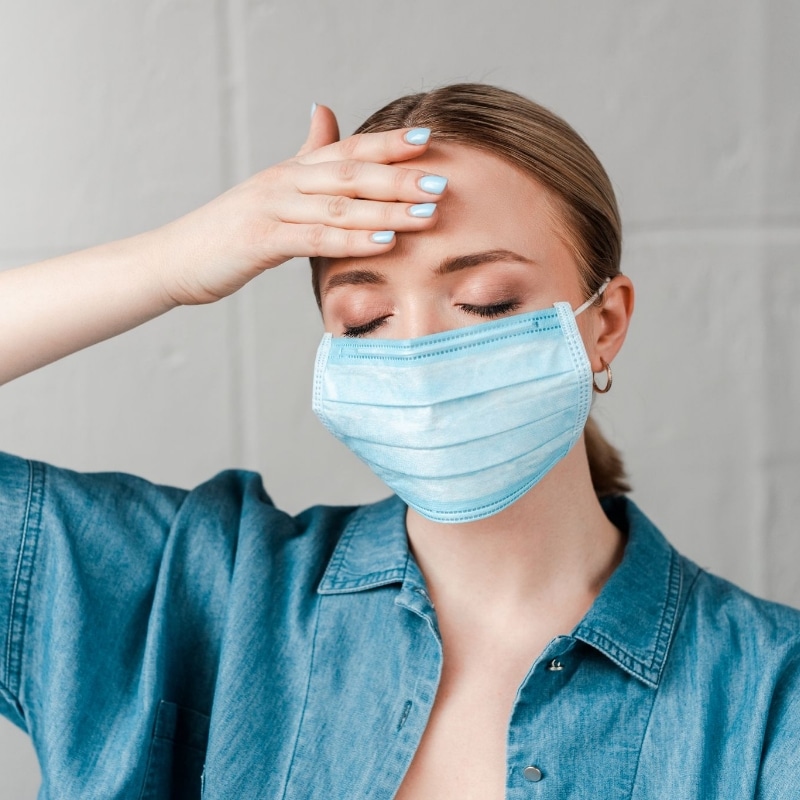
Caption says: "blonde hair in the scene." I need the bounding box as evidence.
[312,83,630,496]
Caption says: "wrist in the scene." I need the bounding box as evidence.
[145,215,213,308]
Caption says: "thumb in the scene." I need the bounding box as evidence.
[296,103,340,157]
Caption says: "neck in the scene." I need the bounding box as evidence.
[404,439,625,626]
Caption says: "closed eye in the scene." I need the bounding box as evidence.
[458,300,521,319]
[341,300,521,337]
[342,316,391,338]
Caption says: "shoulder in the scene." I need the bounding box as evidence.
[616,499,800,794]
[690,575,800,794]
[0,449,337,521]
[610,494,800,661]
[666,529,800,774]
[0,452,368,711]
[0,449,187,529]
[680,558,800,663]
[605,495,800,703]
[681,564,800,755]
[0,449,364,584]
[177,467,363,552]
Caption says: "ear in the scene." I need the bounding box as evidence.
[587,275,634,372]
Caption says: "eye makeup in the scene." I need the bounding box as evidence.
[457,300,522,319]
[342,316,392,338]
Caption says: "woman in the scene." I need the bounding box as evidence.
[0,84,797,799]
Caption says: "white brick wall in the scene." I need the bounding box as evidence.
[1,1,798,794]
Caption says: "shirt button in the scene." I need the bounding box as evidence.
[547,658,564,671]
[523,766,543,782]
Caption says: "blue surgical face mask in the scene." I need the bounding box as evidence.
[312,281,609,523]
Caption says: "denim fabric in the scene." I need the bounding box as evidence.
[0,450,798,799]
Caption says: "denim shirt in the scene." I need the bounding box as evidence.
[0,452,798,799]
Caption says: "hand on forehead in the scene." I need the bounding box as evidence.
[318,142,584,325]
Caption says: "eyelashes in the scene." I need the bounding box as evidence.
[342,316,391,338]
[457,300,521,318]
[342,300,522,338]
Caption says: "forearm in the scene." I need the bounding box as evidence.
[0,225,180,385]
[0,112,445,386]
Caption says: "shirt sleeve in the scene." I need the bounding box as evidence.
[755,640,800,799]
[0,451,187,732]
[0,454,37,728]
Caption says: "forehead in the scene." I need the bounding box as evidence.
[318,143,574,292]
[400,143,563,247]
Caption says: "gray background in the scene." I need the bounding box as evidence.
[1,1,798,794]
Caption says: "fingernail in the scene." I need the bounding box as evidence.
[404,127,431,146]
[409,203,437,218]
[370,231,395,244]
[310,102,318,120]
[418,175,448,195]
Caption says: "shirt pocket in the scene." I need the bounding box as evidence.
[139,700,210,800]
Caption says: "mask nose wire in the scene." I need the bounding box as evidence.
[573,277,612,317]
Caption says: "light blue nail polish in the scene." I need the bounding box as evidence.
[370,231,395,244]
[404,127,431,146]
[310,102,318,120]
[418,175,448,195]
[409,203,437,218]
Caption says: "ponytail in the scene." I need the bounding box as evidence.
[584,416,630,496]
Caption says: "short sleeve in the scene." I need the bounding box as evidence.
[0,454,38,727]
[0,451,187,732]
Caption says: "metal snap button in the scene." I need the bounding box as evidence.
[523,765,543,782]
[547,658,564,671]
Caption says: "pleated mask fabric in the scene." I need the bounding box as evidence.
[312,293,601,523]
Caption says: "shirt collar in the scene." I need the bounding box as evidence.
[572,495,684,688]
[318,494,684,689]
[318,495,412,593]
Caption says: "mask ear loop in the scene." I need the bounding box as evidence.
[573,277,611,317]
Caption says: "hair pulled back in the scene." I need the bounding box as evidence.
[312,83,629,496]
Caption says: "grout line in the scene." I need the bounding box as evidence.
[214,0,259,470]
[750,0,769,599]
[214,0,242,468]
[624,224,800,248]
[625,218,800,235]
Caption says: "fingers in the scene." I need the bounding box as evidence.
[296,103,340,157]
[296,125,434,167]
[276,192,440,233]
[271,157,446,244]
[292,160,447,203]
[271,224,400,260]
[246,112,448,268]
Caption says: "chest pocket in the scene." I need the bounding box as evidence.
[139,700,210,800]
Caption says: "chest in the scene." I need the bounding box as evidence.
[202,587,659,799]
[393,654,526,800]
[131,577,765,800]
[254,587,560,799]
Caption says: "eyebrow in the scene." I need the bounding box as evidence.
[433,248,537,276]
[322,269,385,298]
[321,249,537,298]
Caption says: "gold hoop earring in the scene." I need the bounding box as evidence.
[593,358,612,394]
